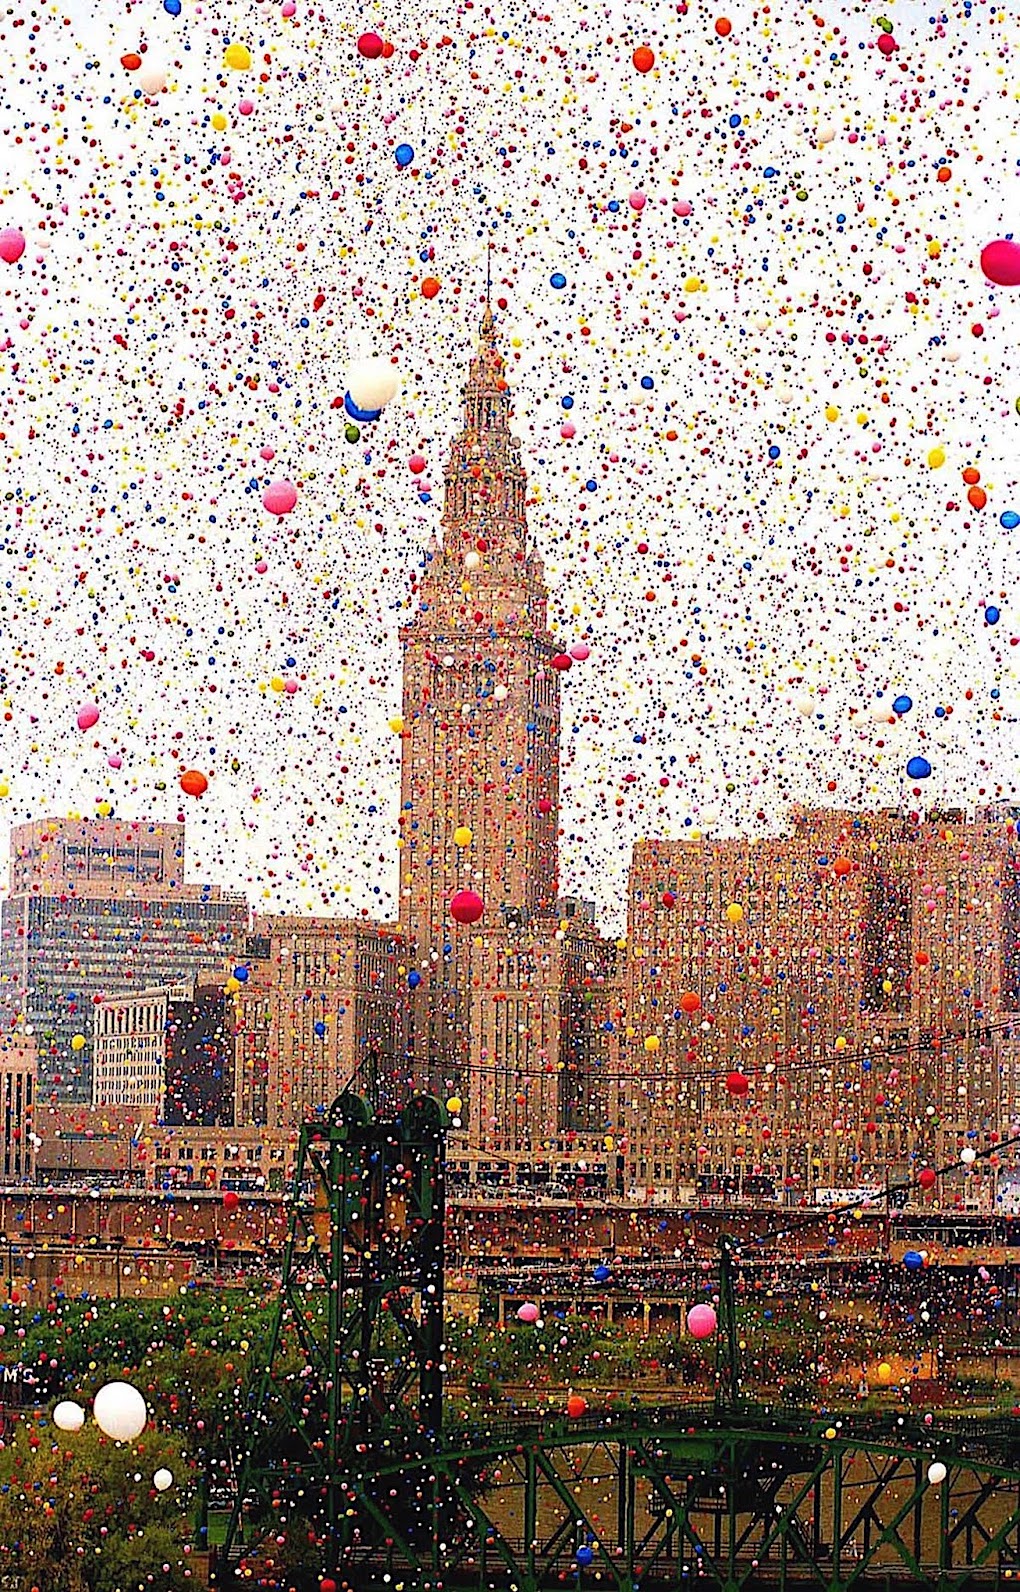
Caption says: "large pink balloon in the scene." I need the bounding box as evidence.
[262,479,298,516]
[516,1302,540,1323]
[77,703,100,731]
[686,1304,718,1340]
[981,239,1020,288]
[450,889,484,925]
[0,229,25,264]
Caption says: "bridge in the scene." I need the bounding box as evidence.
[211,1092,1020,1591]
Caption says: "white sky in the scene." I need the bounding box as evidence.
[0,0,1017,933]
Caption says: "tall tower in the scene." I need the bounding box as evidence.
[398,303,562,1100]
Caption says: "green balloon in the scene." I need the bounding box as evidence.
[344,424,361,443]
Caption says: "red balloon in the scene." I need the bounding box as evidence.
[320,1582,339,1592]
[679,991,701,1014]
[875,31,897,54]
[537,797,553,814]
[357,31,384,58]
[179,769,208,798]
[450,890,484,925]
[981,240,1020,287]
[662,891,676,908]
[550,653,572,671]
[832,857,852,877]
[632,45,655,72]
[918,1167,937,1190]
[726,1070,750,1097]
[566,1394,587,1418]
[222,1190,240,1213]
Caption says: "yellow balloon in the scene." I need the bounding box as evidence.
[223,43,252,69]
[825,404,839,422]
[388,716,404,734]
[644,1035,660,1053]
[928,447,946,468]
[211,112,228,131]
[446,1096,463,1115]
[70,1034,86,1052]
[835,1036,847,1051]
[877,1362,892,1384]
[453,826,473,847]
[725,903,744,924]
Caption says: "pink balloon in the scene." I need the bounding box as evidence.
[517,1302,540,1323]
[284,679,299,694]
[254,560,268,574]
[875,31,897,54]
[673,200,693,218]
[569,643,590,661]
[560,423,576,439]
[107,755,122,770]
[686,1304,718,1340]
[0,228,25,264]
[981,239,1020,288]
[629,190,647,211]
[262,479,298,515]
[450,889,484,925]
[238,99,254,115]
[260,446,275,460]
[77,703,100,732]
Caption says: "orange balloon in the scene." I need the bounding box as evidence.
[962,466,981,485]
[832,856,852,877]
[179,769,208,797]
[566,1395,587,1418]
[714,16,732,34]
[421,276,441,299]
[967,486,987,510]
[632,45,655,72]
[679,991,701,1015]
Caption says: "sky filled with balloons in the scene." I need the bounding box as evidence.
[1,0,1020,930]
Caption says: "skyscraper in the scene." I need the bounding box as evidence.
[0,818,250,1104]
[397,304,617,1180]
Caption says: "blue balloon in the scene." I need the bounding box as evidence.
[903,1250,924,1271]
[407,970,422,989]
[550,272,567,289]
[593,1264,611,1283]
[232,966,249,982]
[576,1547,594,1567]
[163,0,181,12]
[1001,510,1020,529]
[892,695,912,715]
[395,143,414,167]
[641,376,654,390]
[985,606,1000,625]
[344,392,382,423]
[314,1020,327,1038]
[906,756,932,780]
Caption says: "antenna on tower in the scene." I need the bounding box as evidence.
[481,241,495,340]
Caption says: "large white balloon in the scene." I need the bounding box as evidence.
[347,356,400,411]
[927,1461,947,1486]
[153,1468,174,1492]
[53,1400,86,1433]
[93,1381,148,1442]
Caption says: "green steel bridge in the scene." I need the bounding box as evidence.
[210,1090,1020,1591]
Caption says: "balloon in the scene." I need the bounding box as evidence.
[153,1468,173,1492]
[407,969,422,988]
[446,1095,462,1114]
[985,606,1000,625]
[918,1168,937,1190]
[877,1362,893,1384]
[832,857,852,877]
[0,228,25,264]
[725,902,744,924]
[726,1070,750,1097]
[53,1400,86,1432]
[643,1035,660,1052]
[903,1250,924,1271]
[395,143,414,167]
[421,277,441,299]
[566,1394,587,1418]
[223,43,251,69]
[961,1146,977,1165]
[632,45,654,72]
[347,356,400,411]
[179,769,208,797]
[262,480,298,516]
[875,31,897,55]
[93,1381,147,1442]
[679,991,701,1014]
[357,32,384,59]
[593,1264,611,1282]
[222,1190,240,1212]
[71,1034,86,1052]
[981,240,1020,288]
[569,643,590,661]
[453,826,473,846]
[77,703,100,731]
[409,454,427,473]
[927,1462,947,1486]
[576,1546,594,1566]
[138,64,167,94]
[450,889,484,924]
[892,695,913,714]
[906,757,931,780]
[516,1302,540,1323]
[686,1304,717,1340]
[715,16,733,35]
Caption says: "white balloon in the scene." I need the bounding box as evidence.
[347,356,400,411]
[795,697,815,718]
[817,125,836,145]
[53,1400,86,1433]
[961,1147,977,1165]
[464,551,481,571]
[93,1381,148,1443]
[153,1468,174,1492]
[493,684,509,702]
[927,1461,947,1486]
[138,65,168,94]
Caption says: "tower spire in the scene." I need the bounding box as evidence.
[481,241,494,341]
